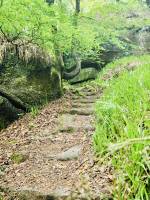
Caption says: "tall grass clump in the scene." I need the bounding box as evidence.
[94,57,150,199]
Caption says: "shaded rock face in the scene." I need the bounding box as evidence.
[97,26,150,68]
[100,43,129,66]
[0,57,62,129]
[128,26,150,54]
[0,97,23,129]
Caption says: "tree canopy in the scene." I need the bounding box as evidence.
[0,0,149,65]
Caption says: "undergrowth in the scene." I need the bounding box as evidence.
[94,55,150,199]
[94,54,150,87]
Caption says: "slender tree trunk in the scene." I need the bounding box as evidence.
[46,0,54,5]
[76,0,80,14]
[146,0,150,7]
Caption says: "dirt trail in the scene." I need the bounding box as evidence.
[0,86,112,200]
[0,62,142,200]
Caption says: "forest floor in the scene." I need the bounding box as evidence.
[0,61,141,200]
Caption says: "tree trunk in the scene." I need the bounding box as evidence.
[46,0,54,5]
[146,0,150,7]
[76,0,80,14]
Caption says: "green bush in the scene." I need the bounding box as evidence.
[94,56,150,199]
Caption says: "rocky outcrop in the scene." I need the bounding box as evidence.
[128,26,150,54]
[0,55,62,129]
[69,68,98,84]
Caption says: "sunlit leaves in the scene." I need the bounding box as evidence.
[0,0,149,63]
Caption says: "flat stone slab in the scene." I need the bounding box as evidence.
[72,95,99,101]
[69,68,98,84]
[73,99,97,104]
[72,102,94,108]
[69,108,94,115]
[80,91,98,96]
[58,113,93,132]
[6,187,71,200]
[49,145,82,161]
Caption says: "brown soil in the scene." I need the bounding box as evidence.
[0,88,112,200]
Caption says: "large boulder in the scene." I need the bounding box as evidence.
[0,56,62,129]
[69,68,98,84]
[128,26,150,54]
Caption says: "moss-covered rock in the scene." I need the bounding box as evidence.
[69,68,98,84]
[0,56,62,129]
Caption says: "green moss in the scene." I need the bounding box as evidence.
[10,153,28,164]
[69,68,98,84]
[0,97,4,105]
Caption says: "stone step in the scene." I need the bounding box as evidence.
[69,108,94,115]
[2,187,71,200]
[58,113,94,133]
[72,91,97,97]
[80,90,98,96]
[72,94,99,100]
[73,99,96,104]
[72,102,94,109]
[48,145,82,161]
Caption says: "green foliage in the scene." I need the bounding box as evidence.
[30,106,39,118]
[94,55,150,199]
[1,0,149,67]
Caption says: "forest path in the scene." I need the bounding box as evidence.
[0,85,112,199]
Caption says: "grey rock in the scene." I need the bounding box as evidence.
[53,187,70,197]
[69,68,98,84]
[4,186,71,200]
[50,145,82,161]
[4,187,54,200]
[72,102,94,109]
[58,114,93,133]
[73,99,96,104]
[70,108,94,115]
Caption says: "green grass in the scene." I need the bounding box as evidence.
[94,54,150,87]
[94,55,150,199]
[30,106,39,118]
